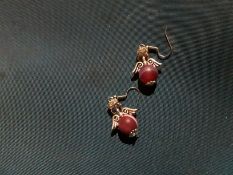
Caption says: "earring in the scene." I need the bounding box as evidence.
[131,27,173,86]
[107,87,140,137]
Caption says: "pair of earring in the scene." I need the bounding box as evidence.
[107,28,173,138]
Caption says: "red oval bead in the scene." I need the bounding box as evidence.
[118,114,138,136]
[139,64,158,85]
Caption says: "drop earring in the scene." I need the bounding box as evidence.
[131,27,173,86]
[107,87,140,137]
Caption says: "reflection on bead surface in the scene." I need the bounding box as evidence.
[139,64,158,85]
[118,114,138,136]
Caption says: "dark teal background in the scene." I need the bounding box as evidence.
[0,0,233,174]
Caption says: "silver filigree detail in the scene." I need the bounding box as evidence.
[111,114,120,130]
[129,128,138,137]
[147,58,162,67]
[132,61,144,75]
[122,107,138,116]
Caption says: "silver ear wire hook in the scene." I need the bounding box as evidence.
[108,87,140,115]
[147,26,173,60]
[117,87,140,102]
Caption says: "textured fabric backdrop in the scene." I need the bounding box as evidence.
[0,0,233,174]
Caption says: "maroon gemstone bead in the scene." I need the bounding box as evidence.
[118,114,138,136]
[139,64,158,85]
